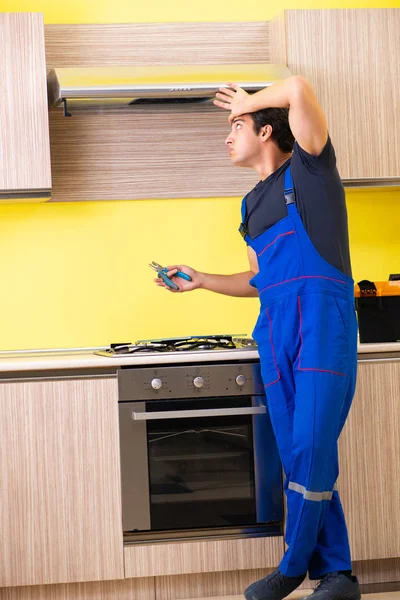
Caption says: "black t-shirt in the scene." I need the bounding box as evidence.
[243,137,352,278]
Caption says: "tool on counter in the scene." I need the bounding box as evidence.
[149,261,192,291]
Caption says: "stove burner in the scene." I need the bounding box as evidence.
[107,335,256,355]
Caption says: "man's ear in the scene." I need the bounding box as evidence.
[261,124,273,141]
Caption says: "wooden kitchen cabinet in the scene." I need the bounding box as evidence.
[0,375,124,587]
[0,13,52,202]
[338,359,400,561]
[273,9,400,184]
[124,535,283,578]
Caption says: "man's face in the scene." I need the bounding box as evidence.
[225,114,264,168]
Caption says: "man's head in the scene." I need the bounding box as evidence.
[225,108,294,168]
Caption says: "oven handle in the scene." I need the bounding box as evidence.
[131,406,267,421]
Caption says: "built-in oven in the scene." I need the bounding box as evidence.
[118,362,283,543]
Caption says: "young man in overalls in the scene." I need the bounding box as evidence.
[154,76,361,600]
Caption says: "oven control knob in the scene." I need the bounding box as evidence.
[235,374,247,387]
[151,378,162,390]
[193,376,204,389]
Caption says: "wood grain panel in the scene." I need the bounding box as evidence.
[0,13,52,195]
[338,360,400,561]
[285,9,400,180]
[44,22,269,68]
[269,12,287,66]
[353,558,400,584]
[124,535,283,578]
[0,377,124,587]
[48,106,259,201]
[0,577,154,600]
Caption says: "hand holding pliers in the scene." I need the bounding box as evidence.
[149,261,192,291]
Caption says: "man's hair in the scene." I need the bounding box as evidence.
[249,108,294,153]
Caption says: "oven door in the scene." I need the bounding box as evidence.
[119,394,283,540]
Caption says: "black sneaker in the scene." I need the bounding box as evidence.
[244,567,306,600]
[301,572,361,600]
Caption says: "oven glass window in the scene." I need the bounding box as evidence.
[146,397,256,530]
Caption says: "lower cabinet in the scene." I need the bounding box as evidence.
[1,357,399,590]
[124,536,283,578]
[0,375,124,587]
[338,359,400,561]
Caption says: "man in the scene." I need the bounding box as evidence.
[153,76,361,600]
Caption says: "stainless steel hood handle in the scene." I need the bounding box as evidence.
[132,406,266,421]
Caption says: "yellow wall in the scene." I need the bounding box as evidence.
[0,1,399,351]
[1,0,399,22]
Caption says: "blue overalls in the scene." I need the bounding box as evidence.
[241,166,358,579]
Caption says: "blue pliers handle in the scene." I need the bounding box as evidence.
[150,261,192,291]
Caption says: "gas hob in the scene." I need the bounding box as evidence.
[95,335,257,358]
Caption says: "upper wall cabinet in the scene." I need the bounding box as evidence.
[41,11,399,203]
[274,9,400,185]
[0,13,52,203]
[44,22,269,202]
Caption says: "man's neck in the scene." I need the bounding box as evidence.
[257,152,292,181]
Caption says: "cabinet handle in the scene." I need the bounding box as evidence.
[132,406,266,421]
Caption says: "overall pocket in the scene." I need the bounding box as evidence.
[295,292,350,377]
[256,229,304,291]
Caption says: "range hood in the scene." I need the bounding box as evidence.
[47,64,292,112]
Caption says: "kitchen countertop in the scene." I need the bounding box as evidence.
[0,342,399,374]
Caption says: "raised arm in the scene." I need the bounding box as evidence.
[214,76,328,156]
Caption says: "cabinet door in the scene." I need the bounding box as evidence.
[338,359,400,561]
[0,13,52,201]
[284,9,400,183]
[0,376,124,587]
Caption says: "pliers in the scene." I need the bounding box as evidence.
[149,261,192,291]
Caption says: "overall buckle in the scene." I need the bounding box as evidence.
[239,223,248,238]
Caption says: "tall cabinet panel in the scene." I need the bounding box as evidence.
[0,13,52,201]
[282,9,400,183]
[0,376,124,587]
[338,359,400,561]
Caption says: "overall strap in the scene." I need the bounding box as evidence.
[240,195,247,222]
[284,166,296,205]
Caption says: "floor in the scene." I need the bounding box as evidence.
[196,593,400,600]
[286,592,400,599]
